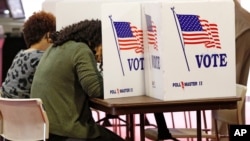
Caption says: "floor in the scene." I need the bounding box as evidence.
[94,98,250,141]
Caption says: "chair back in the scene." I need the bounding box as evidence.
[0,111,2,135]
[0,98,49,141]
[236,84,247,124]
[212,84,247,125]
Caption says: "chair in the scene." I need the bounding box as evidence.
[0,98,49,141]
[145,111,214,141]
[96,113,127,136]
[145,84,247,141]
[212,83,247,139]
[0,110,2,141]
[91,108,101,122]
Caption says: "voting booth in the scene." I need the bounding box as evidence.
[42,0,62,16]
[55,0,128,30]
[55,0,236,100]
[101,2,145,99]
[142,0,236,101]
[55,0,105,30]
[54,0,146,99]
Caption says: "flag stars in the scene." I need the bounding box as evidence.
[177,15,203,31]
[113,21,143,53]
[114,22,134,38]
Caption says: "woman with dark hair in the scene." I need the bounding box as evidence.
[1,11,56,98]
[30,19,124,141]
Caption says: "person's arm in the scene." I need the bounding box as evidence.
[73,43,104,98]
[236,30,250,85]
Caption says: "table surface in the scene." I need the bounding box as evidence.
[90,95,241,141]
[90,95,241,115]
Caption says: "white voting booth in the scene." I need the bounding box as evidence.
[42,0,62,16]
[142,0,236,101]
[101,2,145,99]
[55,0,128,30]
[54,0,236,100]
[53,0,147,99]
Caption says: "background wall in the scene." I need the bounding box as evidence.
[21,0,45,19]
[241,0,250,12]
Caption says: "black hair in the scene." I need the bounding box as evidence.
[50,19,102,52]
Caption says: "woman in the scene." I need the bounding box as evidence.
[30,19,124,141]
[1,11,56,98]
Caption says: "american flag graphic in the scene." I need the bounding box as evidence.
[177,14,221,49]
[113,22,143,53]
[146,15,158,50]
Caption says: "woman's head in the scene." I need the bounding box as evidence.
[50,19,102,52]
[22,11,56,48]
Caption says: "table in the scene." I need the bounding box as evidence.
[90,95,240,141]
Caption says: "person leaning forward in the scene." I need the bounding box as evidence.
[30,19,125,141]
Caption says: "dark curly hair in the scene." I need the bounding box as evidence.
[22,11,56,48]
[50,19,102,52]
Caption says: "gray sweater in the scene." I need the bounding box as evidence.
[2,50,44,98]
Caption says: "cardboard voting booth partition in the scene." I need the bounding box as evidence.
[55,0,128,30]
[101,2,145,99]
[42,0,62,16]
[55,0,155,100]
[142,0,236,101]
[55,0,236,100]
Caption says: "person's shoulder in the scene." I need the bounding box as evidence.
[64,40,87,48]
[26,50,44,58]
[235,7,250,38]
[72,41,88,48]
[66,41,91,52]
